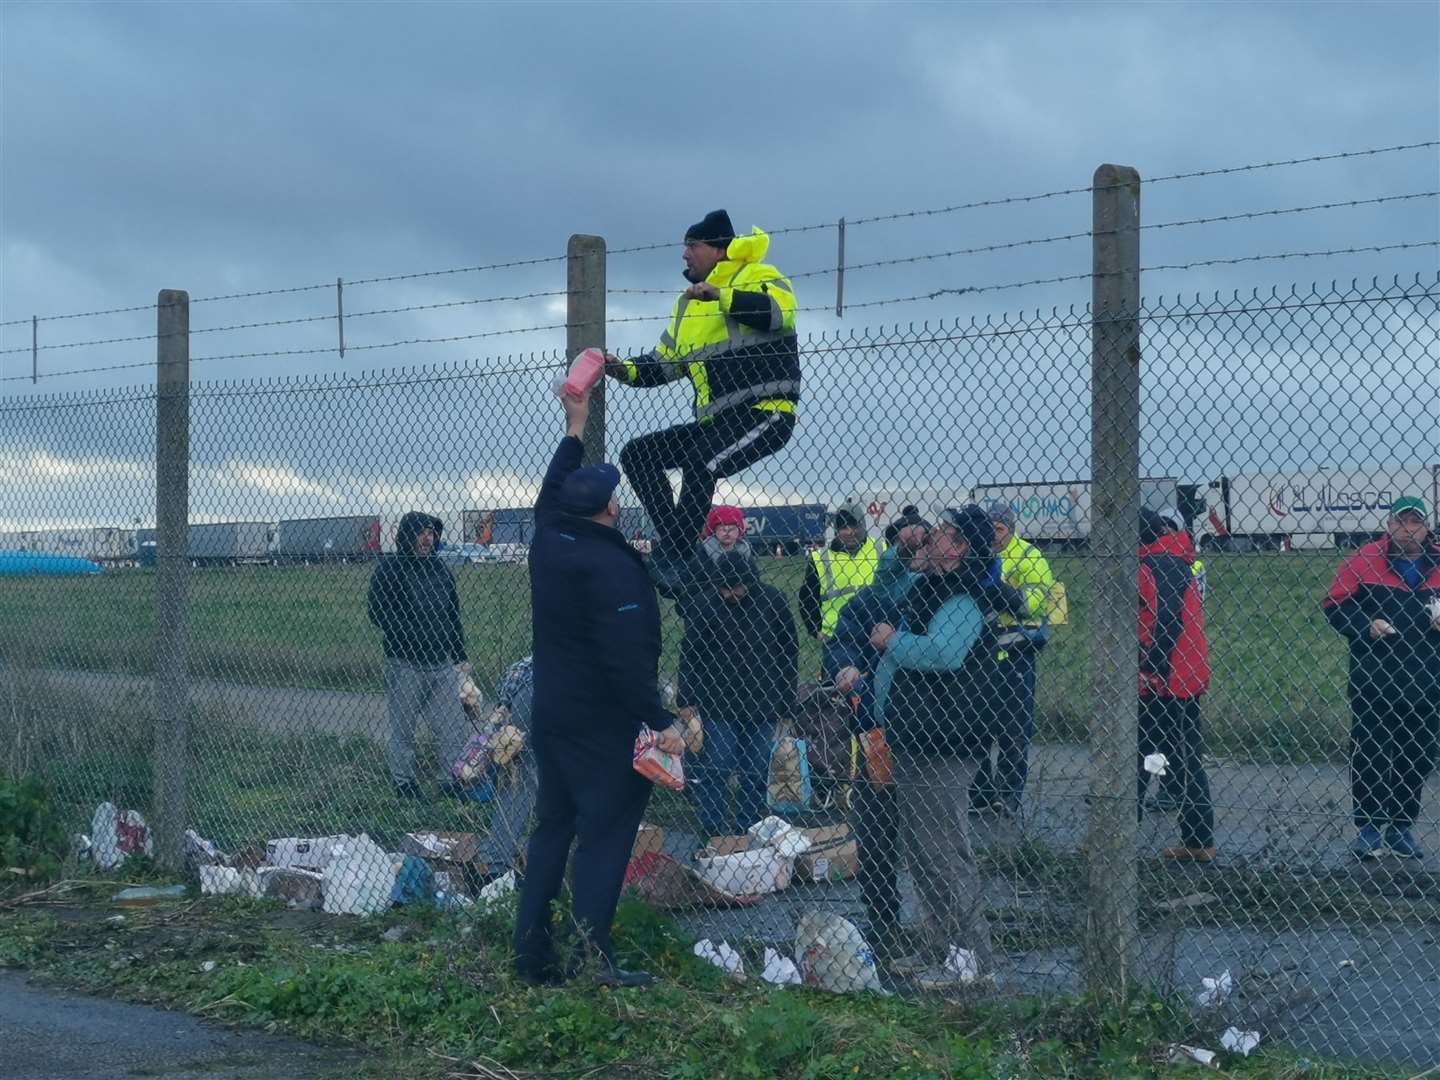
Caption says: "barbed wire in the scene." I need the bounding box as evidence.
[3,141,1434,330]
[4,278,1431,398]
[5,253,1433,388]
[0,289,572,356]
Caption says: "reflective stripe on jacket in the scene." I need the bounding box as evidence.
[811,538,880,637]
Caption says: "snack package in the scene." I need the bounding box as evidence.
[633,728,685,791]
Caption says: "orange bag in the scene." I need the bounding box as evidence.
[860,728,893,787]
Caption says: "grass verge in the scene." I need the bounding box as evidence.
[0,893,1410,1080]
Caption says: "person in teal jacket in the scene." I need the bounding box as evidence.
[858,506,1025,987]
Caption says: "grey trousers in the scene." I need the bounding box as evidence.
[892,754,995,970]
[383,658,468,784]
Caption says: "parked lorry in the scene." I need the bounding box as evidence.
[136,521,273,564]
[274,515,381,562]
[1201,466,1440,550]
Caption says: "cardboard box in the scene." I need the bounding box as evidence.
[632,823,665,859]
[701,834,752,858]
[797,824,858,883]
[265,835,352,872]
[257,866,324,909]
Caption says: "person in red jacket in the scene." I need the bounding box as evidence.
[1136,509,1215,861]
[1322,496,1440,861]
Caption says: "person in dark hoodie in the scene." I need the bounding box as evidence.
[513,387,684,989]
[676,550,797,837]
[1323,496,1440,861]
[366,511,470,800]
[1136,509,1215,862]
[865,505,1025,987]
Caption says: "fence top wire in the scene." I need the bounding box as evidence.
[5,234,1434,385]
[2,140,1434,331]
[3,273,1432,399]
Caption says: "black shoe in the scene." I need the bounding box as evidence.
[597,966,653,989]
[515,965,564,987]
[392,779,425,800]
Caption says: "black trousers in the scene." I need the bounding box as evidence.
[1137,695,1215,849]
[620,407,794,556]
[1351,697,1440,830]
[853,759,901,931]
[513,727,652,977]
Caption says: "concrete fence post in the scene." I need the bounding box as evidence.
[153,289,191,871]
[566,235,607,465]
[1084,164,1142,1001]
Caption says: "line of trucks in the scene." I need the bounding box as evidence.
[3,466,1434,565]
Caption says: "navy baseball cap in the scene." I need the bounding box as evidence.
[558,464,621,515]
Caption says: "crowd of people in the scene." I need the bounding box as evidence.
[363,209,1440,991]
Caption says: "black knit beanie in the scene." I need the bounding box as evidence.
[685,209,735,251]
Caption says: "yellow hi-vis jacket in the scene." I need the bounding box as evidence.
[997,533,1056,629]
[811,538,880,638]
[612,227,800,424]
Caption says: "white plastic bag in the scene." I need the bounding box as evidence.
[944,946,980,985]
[761,947,802,986]
[795,912,885,994]
[90,802,152,870]
[1196,969,1234,1007]
[693,939,745,980]
[746,815,813,859]
[321,834,395,915]
[1143,752,1169,777]
[696,846,792,897]
[478,869,517,906]
[199,865,260,898]
[1220,1028,1262,1057]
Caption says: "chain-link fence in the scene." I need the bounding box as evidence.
[2,245,1437,1065]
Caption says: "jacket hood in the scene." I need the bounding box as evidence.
[1140,530,1193,560]
[396,512,443,555]
[707,227,770,278]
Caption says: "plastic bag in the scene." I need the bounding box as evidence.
[90,802,152,871]
[693,939,745,980]
[761,948,802,986]
[453,727,496,782]
[795,912,885,994]
[767,737,812,812]
[633,728,685,791]
[746,816,813,859]
[696,844,792,897]
[322,834,395,915]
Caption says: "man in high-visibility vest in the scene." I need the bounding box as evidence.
[606,209,799,582]
[970,503,1054,816]
[800,503,880,642]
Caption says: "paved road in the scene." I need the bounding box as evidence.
[0,970,366,1079]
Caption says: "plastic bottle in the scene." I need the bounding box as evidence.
[556,347,606,398]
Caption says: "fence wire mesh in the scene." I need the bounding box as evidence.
[1,270,1437,1068]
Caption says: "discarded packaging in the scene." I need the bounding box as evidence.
[113,884,187,906]
[478,869,517,906]
[322,834,395,915]
[390,854,436,906]
[622,851,758,910]
[944,946,981,985]
[266,835,352,872]
[1220,1028,1262,1057]
[761,947,802,986]
[696,842,792,897]
[1143,753,1169,777]
[796,825,858,882]
[183,829,226,870]
[199,865,261,898]
[795,912,885,994]
[1167,1044,1218,1067]
[1196,969,1233,1007]
[631,823,666,860]
[746,816,814,859]
[91,802,152,871]
[258,866,325,909]
[491,724,525,767]
[693,939,745,980]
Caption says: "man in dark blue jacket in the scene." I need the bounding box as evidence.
[366,511,469,800]
[513,389,685,988]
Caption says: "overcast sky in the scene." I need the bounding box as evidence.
[1,1,1436,532]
